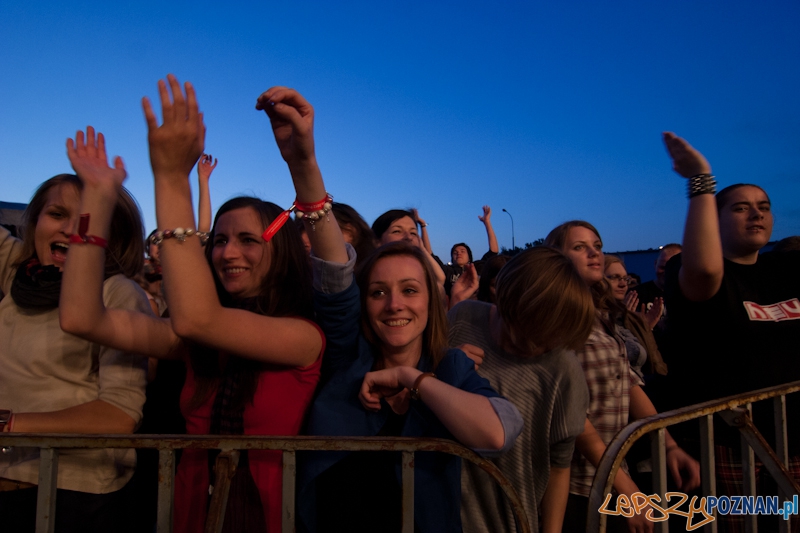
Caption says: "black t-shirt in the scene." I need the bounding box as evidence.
[635,280,663,310]
[664,251,800,452]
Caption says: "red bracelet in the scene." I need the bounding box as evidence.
[68,214,108,248]
[261,193,333,242]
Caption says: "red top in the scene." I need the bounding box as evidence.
[173,323,324,533]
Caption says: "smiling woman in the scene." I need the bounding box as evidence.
[0,172,148,532]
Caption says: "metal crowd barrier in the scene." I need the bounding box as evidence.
[587,380,800,533]
[0,435,531,533]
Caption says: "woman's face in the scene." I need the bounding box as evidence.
[563,226,604,285]
[34,183,80,270]
[211,207,272,299]
[366,255,429,358]
[604,261,629,300]
[380,216,418,246]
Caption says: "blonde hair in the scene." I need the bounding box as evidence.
[495,247,595,354]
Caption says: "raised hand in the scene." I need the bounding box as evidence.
[478,205,492,224]
[66,126,126,200]
[450,263,478,309]
[142,74,205,181]
[410,208,427,228]
[624,290,639,313]
[662,132,711,178]
[197,153,217,181]
[643,297,664,330]
[255,87,316,167]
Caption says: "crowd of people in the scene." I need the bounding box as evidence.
[0,75,798,533]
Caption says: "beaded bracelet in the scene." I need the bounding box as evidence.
[149,228,210,246]
[687,174,716,198]
[261,193,334,242]
[68,214,108,248]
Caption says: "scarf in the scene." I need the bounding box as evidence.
[10,259,62,310]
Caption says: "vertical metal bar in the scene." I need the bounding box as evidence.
[156,449,175,533]
[35,447,58,533]
[699,415,718,533]
[741,403,757,533]
[401,451,414,533]
[650,429,668,533]
[774,396,790,533]
[282,451,296,533]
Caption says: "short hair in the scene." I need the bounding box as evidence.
[661,243,682,253]
[477,254,511,303]
[17,174,144,278]
[450,243,473,263]
[204,196,313,320]
[332,202,376,266]
[715,183,770,212]
[495,247,595,354]
[355,241,448,369]
[371,209,415,241]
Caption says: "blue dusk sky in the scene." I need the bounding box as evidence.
[2,1,798,260]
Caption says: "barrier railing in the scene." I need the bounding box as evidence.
[0,434,531,533]
[587,380,800,533]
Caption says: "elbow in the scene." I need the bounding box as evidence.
[59,309,92,337]
[169,309,213,342]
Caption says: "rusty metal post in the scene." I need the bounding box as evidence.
[774,396,790,533]
[401,451,414,533]
[205,450,240,533]
[282,450,296,533]
[699,414,718,533]
[157,448,175,533]
[651,429,668,533]
[35,447,58,533]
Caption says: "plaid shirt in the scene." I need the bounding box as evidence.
[570,317,644,497]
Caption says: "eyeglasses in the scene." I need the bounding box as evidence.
[606,274,632,284]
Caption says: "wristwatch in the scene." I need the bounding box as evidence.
[0,410,12,432]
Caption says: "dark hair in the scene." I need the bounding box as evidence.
[715,184,770,212]
[355,241,448,370]
[450,243,473,263]
[371,209,415,241]
[17,174,144,278]
[332,202,376,266]
[772,236,800,253]
[477,254,510,303]
[191,196,314,409]
[495,247,595,354]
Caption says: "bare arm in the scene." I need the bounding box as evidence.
[360,366,506,450]
[196,153,216,233]
[663,132,723,302]
[540,466,570,533]
[411,208,433,254]
[256,87,348,265]
[143,75,321,366]
[60,127,182,359]
[479,205,499,254]
[12,400,136,434]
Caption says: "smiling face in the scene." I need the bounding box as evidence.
[718,186,773,262]
[563,226,604,285]
[380,216,418,246]
[365,255,429,360]
[34,183,80,270]
[604,261,629,300]
[211,207,272,299]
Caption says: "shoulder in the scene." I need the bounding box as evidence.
[102,274,152,314]
[436,348,500,398]
[447,299,491,324]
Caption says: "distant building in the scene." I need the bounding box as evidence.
[0,201,27,238]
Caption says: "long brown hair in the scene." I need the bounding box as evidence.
[16,174,144,278]
[544,220,627,325]
[355,242,448,370]
[190,196,314,409]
